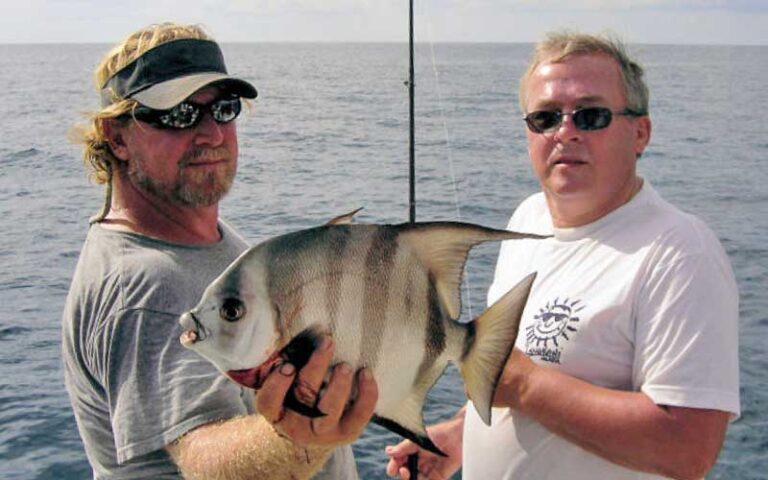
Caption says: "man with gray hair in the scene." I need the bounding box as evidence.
[63,22,377,480]
[385,30,739,480]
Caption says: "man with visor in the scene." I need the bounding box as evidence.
[63,23,377,479]
[386,30,739,480]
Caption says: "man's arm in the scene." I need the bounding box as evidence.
[385,406,465,480]
[494,349,730,480]
[168,338,378,480]
[168,413,333,480]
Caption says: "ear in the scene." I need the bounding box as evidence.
[102,118,130,161]
[634,115,652,158]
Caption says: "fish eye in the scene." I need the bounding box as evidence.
[220,298,246,322]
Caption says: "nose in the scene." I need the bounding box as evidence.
[553,113,582,143]
[194,113,226,146]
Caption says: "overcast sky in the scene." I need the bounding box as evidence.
[1,0,765,45]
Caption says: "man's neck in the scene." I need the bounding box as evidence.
[547,177,644,229]
[101,175,222,245]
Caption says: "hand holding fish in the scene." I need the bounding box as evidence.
[385,407,465,479]
[255,336,379,448]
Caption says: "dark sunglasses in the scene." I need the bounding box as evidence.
[523,107,644,134]
[128,96,242,130]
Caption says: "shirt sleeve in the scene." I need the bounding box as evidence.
[633,245,740,417]
[105,308,252,464]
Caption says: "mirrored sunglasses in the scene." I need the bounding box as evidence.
[523,107,644,134]
[129,96,242,130]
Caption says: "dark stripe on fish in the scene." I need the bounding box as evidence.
[219,264,244,298]
[413,272,447,385]
[217,265,246,330]
[404,264,415,319]
[425,273,447,356]
[322,226,351,334]
[361,226,398,368]
[264,226,339,335]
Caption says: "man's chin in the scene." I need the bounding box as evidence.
[176,174,234,207]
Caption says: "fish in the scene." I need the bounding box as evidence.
[179,211,544,455]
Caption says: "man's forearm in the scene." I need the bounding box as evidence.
[496,351,729,480]
[168,414,334,480]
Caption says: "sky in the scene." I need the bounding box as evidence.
[1,0,766,45]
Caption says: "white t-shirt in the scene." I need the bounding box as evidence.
[462,182,740,480]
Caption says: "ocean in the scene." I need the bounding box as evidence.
[0,42,766,479]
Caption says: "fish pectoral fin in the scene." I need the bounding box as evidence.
[460,272,537,425]
[398,222,541,320]
[373,415,447,457]
[325,207,364,225]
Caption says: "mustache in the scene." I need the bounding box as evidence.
[181,147,231,165]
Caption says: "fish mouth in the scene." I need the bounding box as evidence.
[227,349,283,390]
[179,311,210,346]
[180,329,199,347]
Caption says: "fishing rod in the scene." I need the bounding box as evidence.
[407,0,419,477]
[408,0,416,224]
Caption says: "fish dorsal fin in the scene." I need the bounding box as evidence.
[398,222,540,320]
[326,207,364,225]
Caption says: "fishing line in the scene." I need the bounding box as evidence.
[424,20,475,322]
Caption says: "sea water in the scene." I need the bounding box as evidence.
[0,42,766,479]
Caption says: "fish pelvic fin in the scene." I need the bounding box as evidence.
[373,415,446,457]
[373,367,447,456]
[397,222,546,320]
[459,272,537,425]
[325,207,364,225]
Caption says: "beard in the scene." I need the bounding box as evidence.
[128,147,236,207]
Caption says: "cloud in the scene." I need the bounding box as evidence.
[226,0,385,14]
[436,0,767,13]
[0,0,764,44]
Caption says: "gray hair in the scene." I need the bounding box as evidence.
[519,30,649,115]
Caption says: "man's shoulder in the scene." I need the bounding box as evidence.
[69,223,246,320]
[643,189,722,252]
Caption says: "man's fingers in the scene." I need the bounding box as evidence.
[293,336,334,407]
[385,439,423,478]
[339,368,378,432]
[255,362,295,423]
[385,457,410,478]
[312,362,354,435]
[385,439,420,460]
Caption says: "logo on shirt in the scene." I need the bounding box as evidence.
[525,297,583,364]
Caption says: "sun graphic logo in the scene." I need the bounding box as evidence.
[525,298,584,364]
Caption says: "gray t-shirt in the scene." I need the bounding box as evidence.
[62,222,357,479]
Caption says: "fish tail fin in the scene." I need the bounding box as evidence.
[458,272,536,425]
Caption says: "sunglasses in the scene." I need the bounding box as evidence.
[129,96,242,130]
[523,107,644,134]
